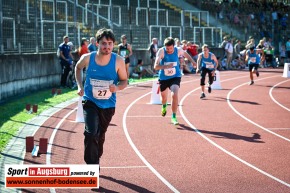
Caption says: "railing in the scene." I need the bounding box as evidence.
[149,25,182,44]
[136,7,168,26]
[2,17,16,50]
[0,0,220,54]
[84,3,122,27]
[182,10,209,28]
[193,27,222,47]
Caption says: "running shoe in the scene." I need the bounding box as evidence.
[200,93,206,99]
[249,81,254,85]
[208,86,212,93]
[161,107,167,117]
[171,117,179,125]
[256,71,259,77]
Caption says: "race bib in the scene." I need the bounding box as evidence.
[164,62,177,76]
[204,61,214,69]
[90,79,113,99]
[250,57,256,63]
[120,50,126,58]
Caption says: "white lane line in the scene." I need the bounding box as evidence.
[268,128,290,131]
[46,107,77,165]
[269,79,290,112]
[47,107,77,193]
[46,72,246,193]
[102,166,148,169]
[123,92,180,193]
[121,73,248,193]
[227,75,290,142]
[179,77,290,188]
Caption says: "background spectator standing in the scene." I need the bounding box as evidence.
[225,39,234,70]
[219,36,228,58]
[59,35,74,88]
[286,38,290,62]
[234,39,241,58]
[78,37,89,57]
[118,34,133,81]
[279,44,286,66]
[88,37,97,52]
[186,41,199,62]
[149,38,158,73]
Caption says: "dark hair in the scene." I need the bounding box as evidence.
[95,28,115,43]
[137,59,142,64]
[81,38,88,46]
[164,37,175,46]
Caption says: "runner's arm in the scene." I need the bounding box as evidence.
[111,55,127,92]
[212,54,219,70]
[154,49,173,70]
[75,54,89,96]
[128,44,133,57]
[196,54,202,73]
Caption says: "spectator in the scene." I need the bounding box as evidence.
[149,38,158,73]
[231,55,245,69]
[179,56,194,74]
[279,44,286,66]
[59,35,74,88]
[234,39,241,58]
[225,39,234,69]
[133,59,154,79]
[88,37,97,52]
[174,38,181,48]
[117,34,133,81]
[187,41,199,61]
[78,37,89,57]
[286,38,290,61]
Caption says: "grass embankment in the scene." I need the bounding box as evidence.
[0,77,156,156]
[0,88,78,155]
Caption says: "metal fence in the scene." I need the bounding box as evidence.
[0,0,223,54]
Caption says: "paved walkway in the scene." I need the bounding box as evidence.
[0,98,78,193]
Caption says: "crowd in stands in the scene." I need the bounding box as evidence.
[195,0,289,47]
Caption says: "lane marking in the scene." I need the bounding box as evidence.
[267,128,290,131]
[47,107,77,193]
[227,75,290,142]
[45,71,247,193]
[102,166,148,169]
[121,72,247,193]
[179,75,290,188]
[269,79,290,112]
[123,92,180,193]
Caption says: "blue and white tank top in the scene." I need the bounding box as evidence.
[200,52,216,70]
[247,49,260,65]
[83,52,118,108]
[159,47,181,80]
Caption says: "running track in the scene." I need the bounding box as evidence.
[21,68,290,193]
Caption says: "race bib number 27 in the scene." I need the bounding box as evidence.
[90,79,113,100]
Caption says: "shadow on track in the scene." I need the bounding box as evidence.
[177,124,264,143]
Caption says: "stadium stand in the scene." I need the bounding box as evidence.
[0,0,289,54]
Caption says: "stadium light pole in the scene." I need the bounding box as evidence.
[74,0,77,46]
[35,0,39,53]
[0,0,3,54]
